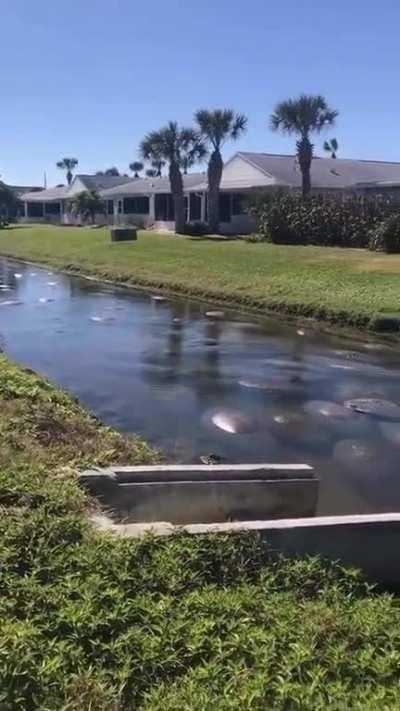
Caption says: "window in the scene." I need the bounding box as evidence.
[219,193,231,222]
[155,194,174,221]
[189,193,201,221]
[107,200,114,215]
[232,193,246,216]
[44,202,60,216]
[123,197,149,214]
[27,202,44,218]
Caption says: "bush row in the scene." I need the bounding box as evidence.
[248,192,400,252]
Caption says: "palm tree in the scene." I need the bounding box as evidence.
[129,161,144,178]
[270,95,338,198]
[195,109,247,233]
[181,154,195,175]
[323,138,338,159]
[71,190,105,224]
[56,157,78,186]
[140,121,206,233]
[151,159,165,177]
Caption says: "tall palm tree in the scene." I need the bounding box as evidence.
[270,95,338,198]
[56,157,78,186]
[151,159,165,177]
[323,138,338,159]
[194,109,247,233]
[140,121,206,233]
[129,161,144,178]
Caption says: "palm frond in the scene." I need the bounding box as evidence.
[270,95,338,138]
[195,108,247,148]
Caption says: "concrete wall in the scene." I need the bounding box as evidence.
[79,464,318,525]
[92,513,400,590]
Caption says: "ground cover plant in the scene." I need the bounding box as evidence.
[2,355,400,708]
[0,224,400,330]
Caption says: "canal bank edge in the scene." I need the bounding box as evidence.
[4,355,400,706]
[1,251,400,342]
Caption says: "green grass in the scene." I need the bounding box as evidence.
[2,355,400,708]
[1,224,400,330]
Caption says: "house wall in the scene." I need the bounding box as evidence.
[221,155,276,188]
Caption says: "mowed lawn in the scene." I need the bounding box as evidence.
[1,224,400,326]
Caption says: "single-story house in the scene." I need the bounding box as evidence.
[20,152,400,234]
[20,174,132,223]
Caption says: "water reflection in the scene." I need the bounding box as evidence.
[1,256,400,517]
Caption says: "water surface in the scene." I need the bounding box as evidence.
[1,257,400,516]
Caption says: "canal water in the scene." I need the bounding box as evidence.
[1,257,400,517]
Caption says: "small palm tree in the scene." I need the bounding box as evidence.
[151,159,165,177]
[140,121,206,233]
[71,190,105,224]
[129,161,144,178]
[56,157,78,186]
[104,167,120,176]
[195,109,247,232]
[270,95,338,198]
[323,138,338,159]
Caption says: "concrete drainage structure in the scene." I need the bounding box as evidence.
[79,464,400,588]
[79,463,318,525]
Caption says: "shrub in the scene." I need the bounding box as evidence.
[182,221,210,236]
[369,214,400,253]
[249,191,400,248]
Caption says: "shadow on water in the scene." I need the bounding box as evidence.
[1,256,400,516]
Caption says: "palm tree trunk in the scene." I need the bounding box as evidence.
[67,170,72,186]
[169,161,185,233]
[297,138,313,199]
[208,149,223,233]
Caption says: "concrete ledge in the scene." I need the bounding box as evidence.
[79,464,317,525]
[90,512,400,589]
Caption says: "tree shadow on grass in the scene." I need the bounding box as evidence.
[188,235,241,242]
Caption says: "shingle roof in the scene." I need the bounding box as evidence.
[237,152,400,189]
[76,174,132,191]
[100,172,206,197]
[20,185,70,202]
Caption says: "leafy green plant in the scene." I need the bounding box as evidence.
[369,214,400,253]
[71,190,105,224]
[2,355,400,708]
[249,191,400,247]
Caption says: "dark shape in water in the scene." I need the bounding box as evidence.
[304,400,354,420]
[211,409,256,434]
[334,438,382,465]
[271,411,329,446]
[380,422,400,446]
[344,398,400,420]
[238,375,301,391]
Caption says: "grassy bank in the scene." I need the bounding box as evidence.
[2,355,400,708]
[1,225,400,331]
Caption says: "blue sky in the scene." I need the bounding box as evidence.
[1,0,399,185]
